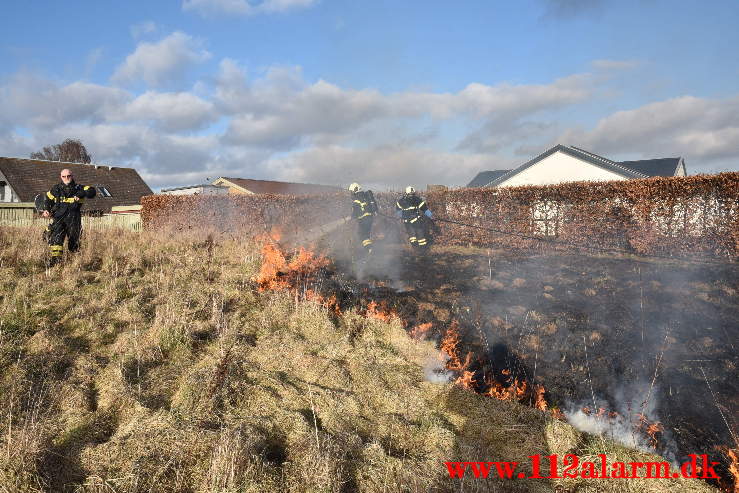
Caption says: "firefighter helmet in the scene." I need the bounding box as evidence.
[348,182,361,193]
[405,186,415,194]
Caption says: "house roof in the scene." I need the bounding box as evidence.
[485,145,648,187]
[217,177,341,195]
[618,157,684,177]
[160,184,224,193]
[0,157,153,212]
[466,170,511,188]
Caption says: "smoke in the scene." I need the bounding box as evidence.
[424,353,452,384]
[564,381,678,462]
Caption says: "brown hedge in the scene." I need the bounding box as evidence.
[142,172,739,260]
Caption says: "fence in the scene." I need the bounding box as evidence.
[0,203,142,231]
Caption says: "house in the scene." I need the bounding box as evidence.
[0,156,153,213]
[210,177,341,195]
[160,184,229,196]
[466,145,687,188]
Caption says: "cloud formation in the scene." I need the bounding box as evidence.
[111,32,211,87]
[561,95,739,164]
[182,0,317,17]
[2,49,738,190]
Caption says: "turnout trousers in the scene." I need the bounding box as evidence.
[403,218,428,249]
[357,216,374,254]
[48,213,83,258]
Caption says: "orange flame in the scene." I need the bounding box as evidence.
[409,322,432,340]
[636,413,663,450]
[366,301,397,323]
[255,235,330,292]
[440,322,473,372]
[533,384,548,411]
[723,447,738,493]
[456,370,476,390]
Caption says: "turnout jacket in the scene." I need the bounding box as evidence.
[395,194,428,222]
[351,190,377,220]
[44,181,96,218]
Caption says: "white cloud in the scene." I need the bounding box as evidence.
[182,0,317,17]
[0,73,129,129]
[4,58,738,190]
[118,91,216,131]
[40,123,220,184]
[111,32,211,87]
[258,145,516,189]
[217,62,592,150]
[561,95,739,166]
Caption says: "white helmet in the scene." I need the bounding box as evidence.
[405,186,415,194]
[348,182,361,193]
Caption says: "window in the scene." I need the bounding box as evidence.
[0,181,5,201]
[96,186,112,198]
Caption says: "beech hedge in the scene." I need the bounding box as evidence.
[142,172,738,260]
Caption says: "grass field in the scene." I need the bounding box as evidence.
[0,227,722,492]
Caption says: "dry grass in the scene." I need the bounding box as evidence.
[0,226,719,492]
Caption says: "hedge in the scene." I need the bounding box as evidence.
[142,172,739,260]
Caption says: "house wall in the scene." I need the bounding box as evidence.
[676,160,687,176]
[0,169,20,202]
[497,151,628,188]
[211,179,254,195]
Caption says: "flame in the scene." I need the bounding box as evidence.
[719,447,738,493]
[456,370,476,390]
[255,235,330,292]
[440,322,473,372]
[533,384,548,411]
[409,322,432,340]
[256,241,290,291]
[636,413,663,450]
[304,289,341,315]
[366,300,397,323]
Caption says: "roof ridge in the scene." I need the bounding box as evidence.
[567,145,616,165]
[221,176,340,188]
[567,146,648,177]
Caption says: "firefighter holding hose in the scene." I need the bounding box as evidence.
[42,168,96,266]
[348,182,378,257]
[395,186,433,251]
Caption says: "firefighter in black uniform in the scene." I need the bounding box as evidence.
[395,186,432,250]
[42,168,96,265]
[348,182,377,257]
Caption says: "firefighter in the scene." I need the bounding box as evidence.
[395,186,433,250]
[348,182,377,257]
[42,169,96,265]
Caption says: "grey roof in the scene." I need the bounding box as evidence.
[486,145,647,187]
[618,158,684,177]
[466,170,510,188]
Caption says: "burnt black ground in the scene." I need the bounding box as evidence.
[318,234,738,483]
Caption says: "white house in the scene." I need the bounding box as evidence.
[467,145,687,188]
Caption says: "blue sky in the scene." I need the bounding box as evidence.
[1,0,738,190]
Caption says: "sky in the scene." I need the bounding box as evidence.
[1,0,738,191]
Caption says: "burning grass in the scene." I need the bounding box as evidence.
[0,226,726,492]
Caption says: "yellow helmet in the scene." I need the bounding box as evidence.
[348,182,361,193]
[405,186,415,194]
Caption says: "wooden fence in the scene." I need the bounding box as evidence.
[0,203,142,231]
